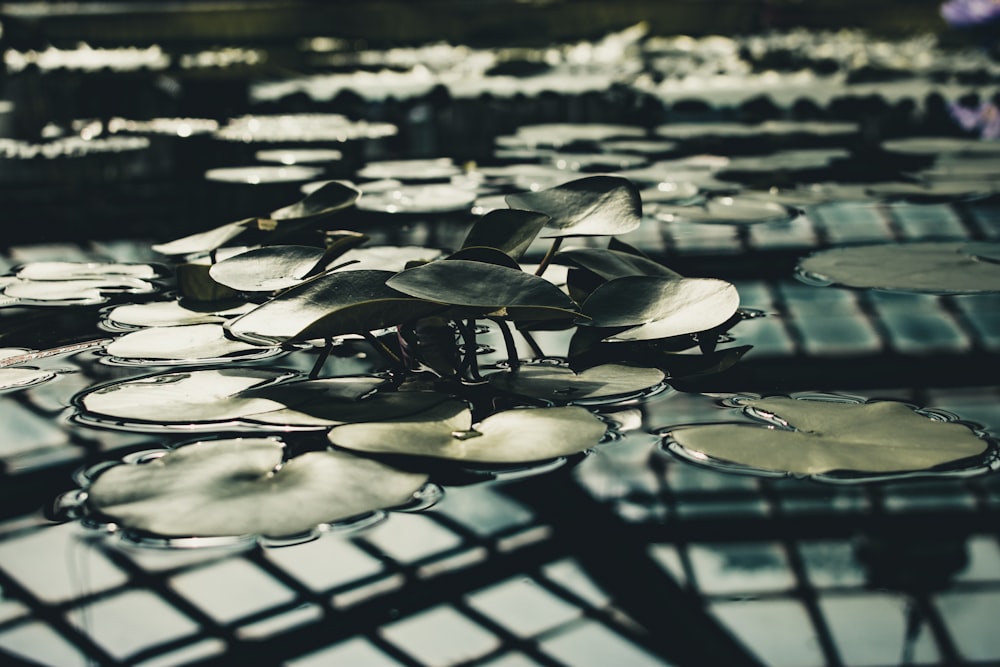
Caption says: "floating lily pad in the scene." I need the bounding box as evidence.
[502,123,646,149]
[151,219,256,257]
[86,438,429,537]
[0,366,58,391]
[653,196,797,225]
[386,259,579,321]
[580,275,740,340]
[356,158,461,181]
[355,184,476,214]
[329,402,607,463]
[104,323,283,365]
[246,388,454,427]
[505,175,642,237]
[204,165,323,184]
[102,300,255,329]
[76,368,293,427]
[881,136,1000,156]
[226,270,442,344]
[797,242,1000,293]
[2,277,158,305]
[15,262,163,281]
[664,397,991,476]
[487,363,665,404]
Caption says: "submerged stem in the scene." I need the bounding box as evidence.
[489,317,520,371]
[309,338,334,379]
[362,330,403,372]
[520,329,545,359]
[534,237,564,277]
[456,319,483,382]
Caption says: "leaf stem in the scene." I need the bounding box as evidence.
[309,338,334,379]
[456,319,483,382]
[362,330,403,371]
[534,237,564,277]
[489,317,520,371]
[520,328,545,359]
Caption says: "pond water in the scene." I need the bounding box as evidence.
[1,15,1000,667]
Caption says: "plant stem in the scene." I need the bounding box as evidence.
[520,328,545,359]
[489,317,520,371]
[309,338,334,379]
[362,330,403,372]
[457,319,483,382]
[534,237,563,277]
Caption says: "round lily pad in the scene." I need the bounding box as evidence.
[487,363,665,404]
[797,242,1000,293]
[103,323,283,365]
[329,402,608,464]
[653,196,797,225]
[86,437,429,538]
[663,396,991,477]
[102,300,255,329]
[355,184,476,214]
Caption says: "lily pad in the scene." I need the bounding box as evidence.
[104,324,283,365]
[487,363,665,404]
[386,259,580,321]
[76,368,293,426]
[557,247,679,281]
[355,184,476,214]
[356,158,461,181]
[15,262,163,281]
[102,300,255,329]
[86,438,429,537]
[226,270,443,344]
[665,397,990,476]
[246,388,454,427]
[0,367,58,391]
[505,175,642,237]
[580,275,740,340]
[151,219,256,257]
[2,277,157,305]
[329,402,608,463]
[334,245,444,272]
[653,196,797,225]
[797,242,1000,293]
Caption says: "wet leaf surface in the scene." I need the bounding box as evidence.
[104,323,282,364]
[506,175,642,237]
[329,402,607,463]
[87,438,428,537]
[208,245,328,292]
[667,397,990,475]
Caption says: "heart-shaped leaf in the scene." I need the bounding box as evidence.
[557,247,680,280]
[386,260,579,321]
[208,245,328,292]
[580,275,740,340]
[460,209,550,260]
[487,364,665,403]
[268,181,361,221]
[86,438,428,537]
[151,219,253,257]
[225,270,442,344]
[329,403,607,463]
[798,241,1000,293]
[667,398,990,475]
[505,175,642,237]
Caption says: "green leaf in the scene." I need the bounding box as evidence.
[329,403,608,463]
[668,398,989,474]
[269,181,361,222]
[87,438,428,537]
[460,209,550,260]
[505,175,642,237]
[208,245,328,292]
[225,270,442,344]
[386,259,580,321]
[104,323,280,363]
[246,388,457,427]
[446,247,522,271]
[487,364,665,403]
[151,219,252,257]
[580,275,740,340]
[557,247,680,280]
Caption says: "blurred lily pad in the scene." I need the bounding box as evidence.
[386,259,579,321]
[665,397,990,475]
[653,196,797,225]
[329,402,607,463]
[86,438,429,537]
[506,175,642,237]
[2,277,158,305]
[797,242,1000,293]
[15,262,164,281]
[487,363,665,403]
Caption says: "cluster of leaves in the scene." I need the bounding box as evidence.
[155,174,745,390]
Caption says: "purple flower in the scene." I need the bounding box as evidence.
[941,0,1000,28]
[947,100,1000,139]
